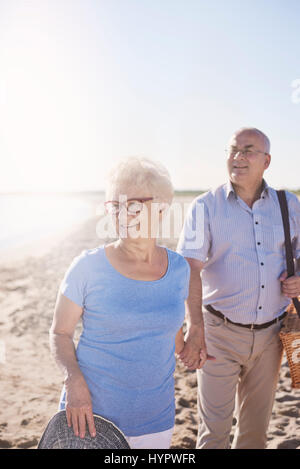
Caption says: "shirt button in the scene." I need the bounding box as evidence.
[259,306,262,310]
[261,262,264,266]
[255,221,259,225]
[262,285,265,288]
[257,242,261,245]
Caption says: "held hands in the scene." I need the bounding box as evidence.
[64,373,96,439]
[280,271,300,298]
[175,325,216,371]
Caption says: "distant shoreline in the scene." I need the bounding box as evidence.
[1,188,299,197]
[0,190,299,266]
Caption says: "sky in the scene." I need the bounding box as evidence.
[0,0,300,193]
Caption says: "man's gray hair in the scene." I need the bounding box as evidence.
[232,127,271,154]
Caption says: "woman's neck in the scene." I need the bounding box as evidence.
[115,238,159,264]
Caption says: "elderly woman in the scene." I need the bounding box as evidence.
[49,156,190,449]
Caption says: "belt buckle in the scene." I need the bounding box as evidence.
[250,323,254,330]
[224,316,228,325]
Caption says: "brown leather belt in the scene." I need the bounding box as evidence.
[205,304,287,330]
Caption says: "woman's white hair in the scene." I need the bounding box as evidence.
[105,156,174,205]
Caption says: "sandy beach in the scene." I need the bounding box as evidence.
[1,199,300,450]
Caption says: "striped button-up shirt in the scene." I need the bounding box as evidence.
[176,179,300,324]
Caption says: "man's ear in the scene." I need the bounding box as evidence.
[264,153,271,169]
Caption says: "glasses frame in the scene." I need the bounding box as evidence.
[225,146,269,157]
[104,197,155,215]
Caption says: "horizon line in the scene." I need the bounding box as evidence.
[1,187,300,196]
[0,189,209,196]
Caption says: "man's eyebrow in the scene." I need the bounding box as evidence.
[230,144,254,149]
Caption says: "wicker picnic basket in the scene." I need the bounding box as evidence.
[279,302,300,389]
[276,190,300,389]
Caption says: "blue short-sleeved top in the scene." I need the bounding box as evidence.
[58,244,190,436]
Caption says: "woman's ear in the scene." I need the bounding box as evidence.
[159,202,170,213]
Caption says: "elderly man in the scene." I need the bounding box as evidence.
[177,127,300,449]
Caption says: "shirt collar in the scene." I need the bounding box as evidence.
[225,179,269,200]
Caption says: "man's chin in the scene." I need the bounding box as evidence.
[230,172,248,183]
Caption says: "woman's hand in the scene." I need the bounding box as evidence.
[175,327,185,356]
[65,373,96,439]
[178,323,216,370]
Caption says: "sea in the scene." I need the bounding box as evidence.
[0,192,105,256]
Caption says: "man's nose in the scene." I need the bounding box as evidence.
[233,150,245,159]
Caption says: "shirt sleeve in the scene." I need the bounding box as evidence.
[176,196,211,262]
[59,250,88,307]
[287,192,300,261]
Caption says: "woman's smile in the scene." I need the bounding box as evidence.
[120,221,140,228]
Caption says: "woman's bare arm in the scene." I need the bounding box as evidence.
[49,292,84,380]
[49,292,96,438]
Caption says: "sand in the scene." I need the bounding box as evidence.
[1,206,300,450]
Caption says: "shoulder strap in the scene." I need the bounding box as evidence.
[276,190,300,317]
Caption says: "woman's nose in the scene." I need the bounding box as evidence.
[118,205,128,220]
[117,205,136,220]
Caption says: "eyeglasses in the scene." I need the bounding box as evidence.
[104,197,154,215]
[225,146,268,157]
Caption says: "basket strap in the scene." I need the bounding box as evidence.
[276,190,300,318]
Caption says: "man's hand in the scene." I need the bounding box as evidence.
[280,271,300,298]
[178,323,215,370]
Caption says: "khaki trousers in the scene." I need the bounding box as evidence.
[196,311,284,449]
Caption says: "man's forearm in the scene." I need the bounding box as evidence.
[296,258,300,276]
[179,261,211,369]
[185,267,204,327]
